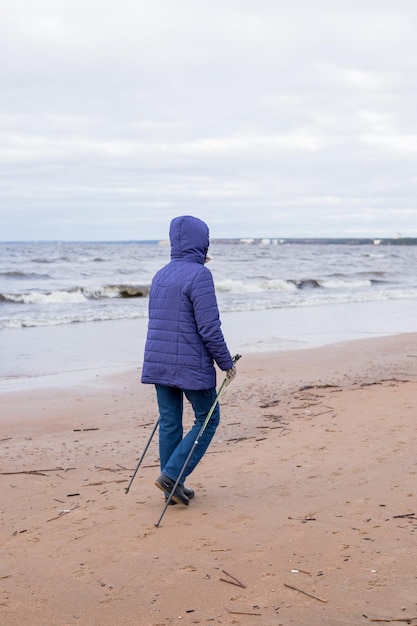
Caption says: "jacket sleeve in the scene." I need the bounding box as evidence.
[189,267,234,371]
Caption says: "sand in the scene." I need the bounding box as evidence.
[1,333,417,626]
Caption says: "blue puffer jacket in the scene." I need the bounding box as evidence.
[141,216,233,390]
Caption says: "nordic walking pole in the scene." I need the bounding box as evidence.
[154,354,241,527]
[125,418,159,494]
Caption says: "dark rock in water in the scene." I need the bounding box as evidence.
[118,285,150,298]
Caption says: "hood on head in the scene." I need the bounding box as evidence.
[169,215,209,263]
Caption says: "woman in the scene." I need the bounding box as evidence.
[141,215,236,505]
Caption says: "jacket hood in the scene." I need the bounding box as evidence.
[169,215,209,264]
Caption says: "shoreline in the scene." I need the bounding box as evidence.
[2,333,417,625]
[1,329,417,395]
[1,296,417,388]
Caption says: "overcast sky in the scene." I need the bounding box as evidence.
[1,0,417,241]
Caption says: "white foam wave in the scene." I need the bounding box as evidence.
[82,286,120,299]
[216,277,372,293]
[6,289,87,304]
[218,287,417,313]
[2,284,149,304]
[215,278,295,293]
[0,308,149,329]
[2,287,417,330]
[318,278,371,289]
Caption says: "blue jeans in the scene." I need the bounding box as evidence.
[155,384,220,483]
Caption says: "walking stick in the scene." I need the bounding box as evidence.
[125,418,159,494]
[154,354,241,527]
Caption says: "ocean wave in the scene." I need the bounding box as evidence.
[82,284,150,299]
[30,255,107,264]
[0,270,50,279]
[0,308,149,329]
[0,274,398,309]
[316,278,372,289]
[218,287,417,313]
[288,279,321,289]
[2,287,417,329]
[216,276,374,293]
[0,284,150,305]
[290,277,376,290]
[216,278,295,293]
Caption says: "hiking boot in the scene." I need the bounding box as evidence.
[164,484,194,505]
[183,485,195,499]
[155,474,189,506]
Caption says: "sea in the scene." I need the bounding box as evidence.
[1,240,417,387]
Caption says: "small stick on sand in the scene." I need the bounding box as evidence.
[369,618,417,623]
[220,569,246,588]
[1,467,75,476]
[73,428,99,432]
[46,505,80,522]
[284,583,327,603]
[82,478,127,487]
[226,608,262,616]
[211,548,231,552]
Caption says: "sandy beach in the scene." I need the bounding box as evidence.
[1,333,417,625]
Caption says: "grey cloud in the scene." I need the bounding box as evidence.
[1,0,417,240]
